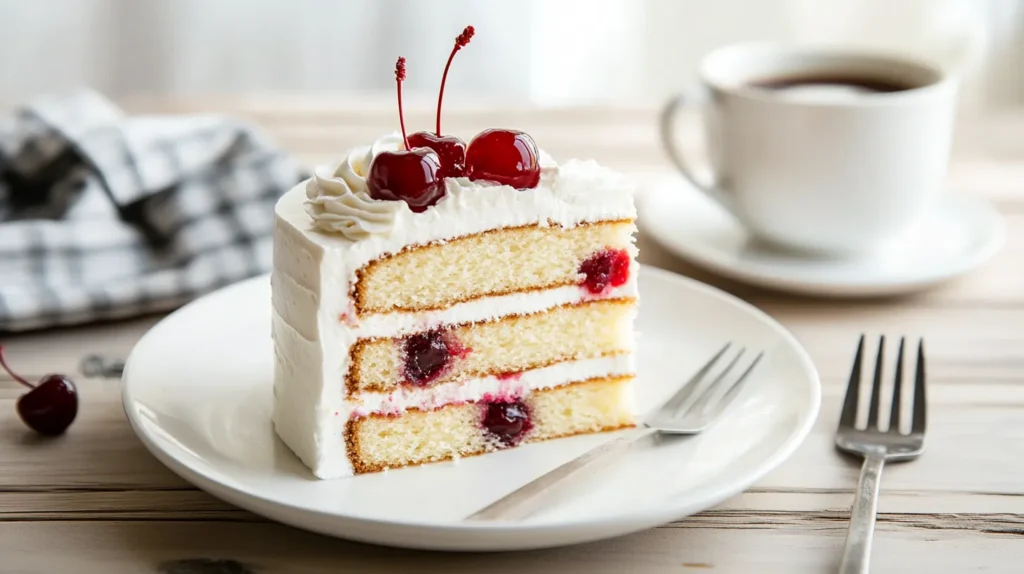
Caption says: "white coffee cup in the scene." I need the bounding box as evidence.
[660,43,958,255]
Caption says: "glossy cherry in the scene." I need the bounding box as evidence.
[466,128,542,189]
[407,131,466,178]
[482,400,533,446]
[579,248,631,294]
[367,57,445,212]
[0,345,78,436]
[367,148,444,212]
[407,25,475,178]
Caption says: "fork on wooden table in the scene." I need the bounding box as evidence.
[835,335,928,574]
[466,342,764,521]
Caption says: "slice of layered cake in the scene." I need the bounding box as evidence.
[271,28,638,478]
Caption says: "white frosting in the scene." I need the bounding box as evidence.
[353,354,636,417]
[303,132,567,241]
[303,133,404,239]
[271,137,638,479]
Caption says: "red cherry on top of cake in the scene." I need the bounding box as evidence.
[368,27,543,214]
[408,26,474,178]
[367,57,445,213]
[466,128,541,189]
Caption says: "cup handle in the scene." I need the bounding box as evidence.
[659,88,737,216]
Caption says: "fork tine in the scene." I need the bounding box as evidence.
[912,338,927,434]
[685,348,747,416]
[660,342,732,414]
[866,335,886,429]
[889,337,905,433]
[703,351,764,419]
[671,343,745,415]
[839,334,865,429]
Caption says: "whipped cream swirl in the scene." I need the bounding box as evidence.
[304,133,405,240]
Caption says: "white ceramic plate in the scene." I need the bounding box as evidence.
[639,176,1006,297]
[122,266,820,551]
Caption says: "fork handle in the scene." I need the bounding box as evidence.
[840,453,886,574]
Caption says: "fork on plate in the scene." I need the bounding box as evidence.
[835,335,927,574]
[466,342,763,521]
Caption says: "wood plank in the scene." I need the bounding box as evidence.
[3,488,1024,523]
[1,520,1021,574]
[115,96,1024,193]
[0,490,247,521]
[0,384,188,491]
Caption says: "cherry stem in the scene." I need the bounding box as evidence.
[395,57,410,150]
[0,345,34,389]
[436,25,474,135]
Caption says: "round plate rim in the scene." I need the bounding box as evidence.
[122,265,821,550]
[639,180,1007,298]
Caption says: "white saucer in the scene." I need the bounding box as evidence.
[122,267,820,552]
[639,176,1006,297]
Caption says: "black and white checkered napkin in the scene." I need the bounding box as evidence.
[0,90,304,332]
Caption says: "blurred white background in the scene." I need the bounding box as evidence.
[0,0,1021,112]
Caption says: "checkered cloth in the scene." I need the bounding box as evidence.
[0,90,304,332]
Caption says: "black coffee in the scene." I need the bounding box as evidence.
[750,75,917,95]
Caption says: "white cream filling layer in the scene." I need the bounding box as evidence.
[350,353,636,417]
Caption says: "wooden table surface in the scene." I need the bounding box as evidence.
[3,95,1024,573]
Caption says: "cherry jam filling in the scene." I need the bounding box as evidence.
[578,248,631,294]
[482,400,533,446]
[401,329,469,386]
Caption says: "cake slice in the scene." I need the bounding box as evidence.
[271,31,638,479]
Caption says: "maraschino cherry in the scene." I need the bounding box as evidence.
[408,25,475,178]
[367,57,445,213]
[466,128,542,188]
[0,345,78,436]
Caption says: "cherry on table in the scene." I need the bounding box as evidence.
[466,128,542,189]
[0,345,78,436]
[367,57,446,212]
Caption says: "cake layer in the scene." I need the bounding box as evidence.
[349,298,635,393]
[346,375,635,474]
[354,220,636,315]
